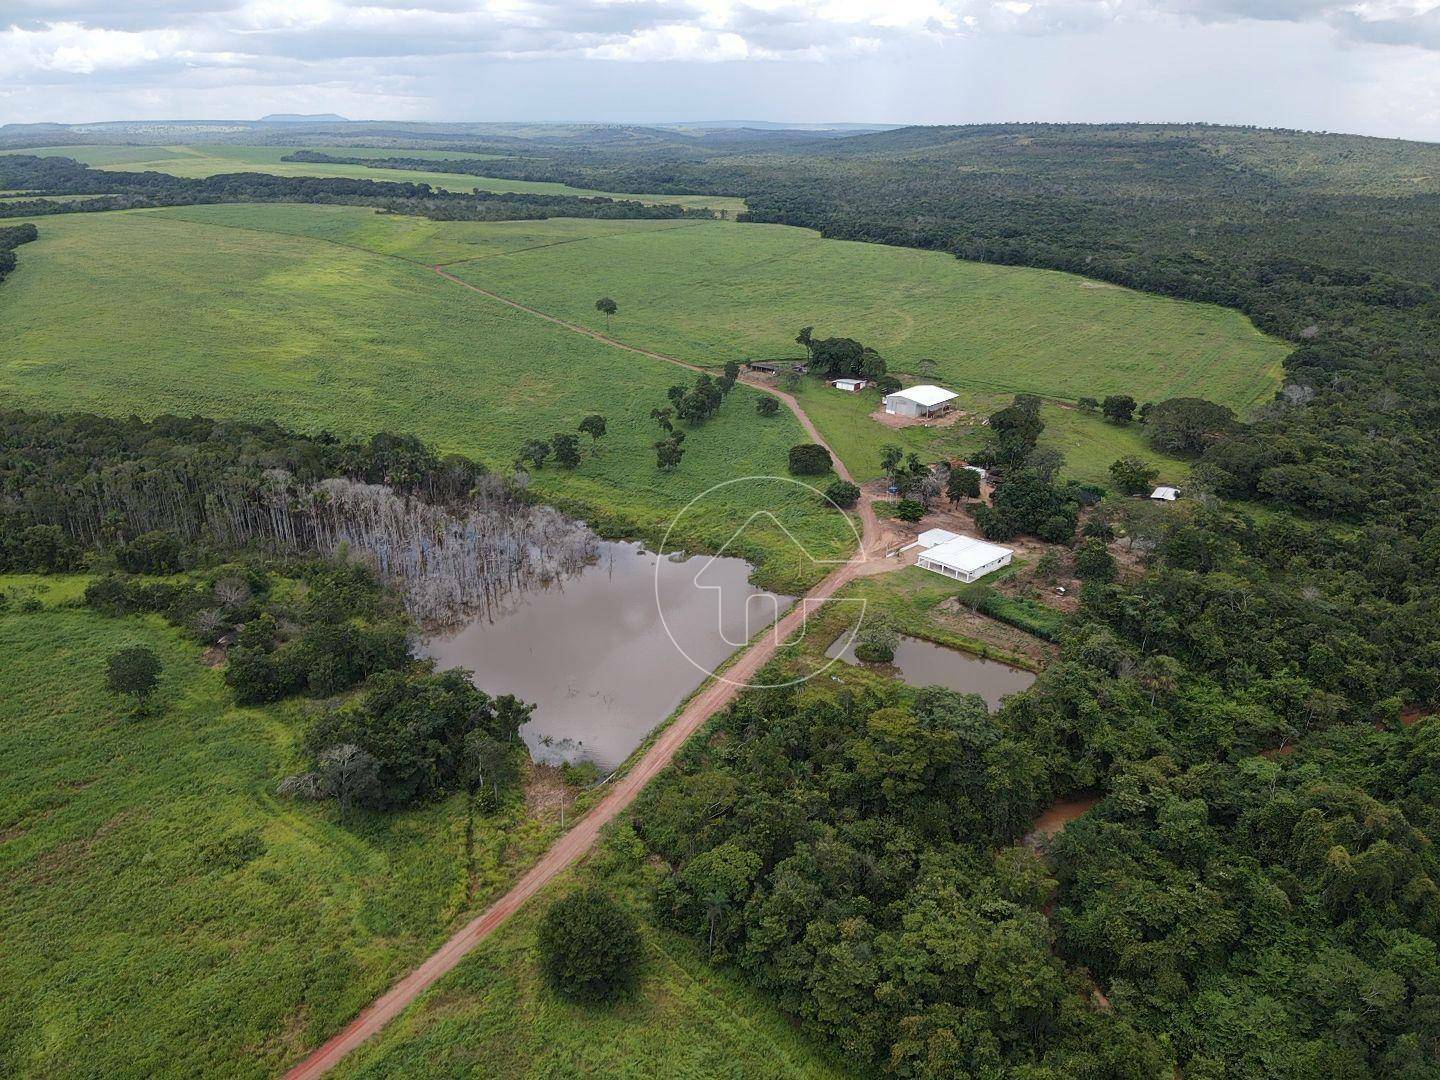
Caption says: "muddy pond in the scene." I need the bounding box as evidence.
[420,541,791,770]
[825,632,1036,710]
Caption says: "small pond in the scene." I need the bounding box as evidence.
[825,631,1036,710]
[420,540,791,770]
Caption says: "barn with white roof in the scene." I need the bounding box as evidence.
[917,535,1014,583]
[883,384,958,418]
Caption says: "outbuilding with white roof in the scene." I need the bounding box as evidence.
[917,535,1014,582]
[1150,486,1180,501]
[883,384,958,418]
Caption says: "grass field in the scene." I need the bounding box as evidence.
[142,203,1276,485]
[0,578,565,1078]
[0,209,854,591]
[333,847,846,1080]
[0,144,746,214]
[440,218,1289,409]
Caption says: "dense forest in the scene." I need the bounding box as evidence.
[0,154,713,223]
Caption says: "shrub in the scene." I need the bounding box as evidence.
[1110,456,1159,496]
[1074,539,1117,582]
[788,443,833,476]
[756,396,780,418]
[106,646,162,712]
[116,530,184,574]
[537,888,642,1003]
[824,480,861,509]
[876,375,902,394]
[894,499,926,523]
[853,619,900,663]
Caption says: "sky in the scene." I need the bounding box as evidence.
[1,0,1438,141]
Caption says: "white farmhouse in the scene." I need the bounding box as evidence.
[917,535,1014,583]
[883,384,958,418]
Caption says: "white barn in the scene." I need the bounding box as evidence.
[883,384,958,418]
[832,378,867,392]
[917,535,1014,583]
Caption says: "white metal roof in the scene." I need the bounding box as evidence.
[919,535,1013,573]
[833,378,866,387]
[886,384,958,408]
[1151,486,1180,501]
[916,528,960,549]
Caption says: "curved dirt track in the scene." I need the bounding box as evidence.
[282,272,887,1079]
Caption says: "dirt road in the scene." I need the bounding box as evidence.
[281,273,887,1079]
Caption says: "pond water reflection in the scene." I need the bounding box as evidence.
[420,541,791,769]
[825,631,1036,710]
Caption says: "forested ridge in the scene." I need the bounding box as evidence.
[0,154,713,223]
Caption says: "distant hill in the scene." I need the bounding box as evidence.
[259,113,349,123]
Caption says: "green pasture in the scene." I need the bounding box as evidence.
[0,209,853,591]
[0,582,561,1078]
[334,848,846,1080]
[134,203,1268,486]
[0,144,746,214]
[441,218,1289,408]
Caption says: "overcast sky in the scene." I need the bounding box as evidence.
[2,0,1437,140]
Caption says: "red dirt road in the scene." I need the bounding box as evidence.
[281,272,885,1079]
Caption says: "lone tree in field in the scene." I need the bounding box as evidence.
[788,443,833,476]
[756,396,780,418]
[595,297,618,329]
[516,438,550,471]
[578,414,607,451]
[947,467,982,504]
[824,479,861,509]
[551,432,582,469]
[106,645,161,715]
[537,887,642,1003]
[655,433,685,470]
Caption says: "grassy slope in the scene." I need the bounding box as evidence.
[333,865,847,1080]
[0,209,853,591]
[0,580,561,1078]
[441,218,1289,409]
[0,144,746,214]
[140,204,1270,484]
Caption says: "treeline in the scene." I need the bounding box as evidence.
[0,410,599,626]
[0,155,713,223]
[0,222,37,286]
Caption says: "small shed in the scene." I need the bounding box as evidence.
[917,535,1014,582]
[1150,486,1180,502]
[831,378,867,392]
[883,384,958,418]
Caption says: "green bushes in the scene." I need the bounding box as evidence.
[968,589,1066,641]
[298,668,532,810]
[537,888,642,1003]
[823,479,861,509]
[787,442,833,475]
[891,499,924,522]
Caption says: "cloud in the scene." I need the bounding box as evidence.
[1,0,1439,137]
